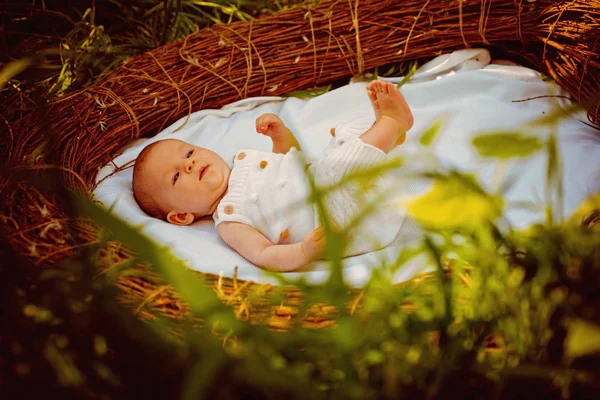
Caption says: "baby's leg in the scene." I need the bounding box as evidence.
[361,80,414,154]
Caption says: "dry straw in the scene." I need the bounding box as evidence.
[2,0,599,329]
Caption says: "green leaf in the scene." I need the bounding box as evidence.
[419,119,443,147]
[182,354,223,400]
[527,102,584,127]
[405,174,503,230]
[564,319,600,359]
[364,349,385,366]
[472,132,543,160]
[0,58,33,91]
[26,142,47,165]
[396,61,418,88]
[545,131,563,224]
[389,243,424,274]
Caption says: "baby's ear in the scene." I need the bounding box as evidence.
[166,210,194,226]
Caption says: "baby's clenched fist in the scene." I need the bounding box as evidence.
[301,226,327,262]
[256,113,286,139]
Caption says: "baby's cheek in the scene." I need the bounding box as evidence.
[167,188,189,209]
[179,191,197,208]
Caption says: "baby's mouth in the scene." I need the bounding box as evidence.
[199,165,208,180]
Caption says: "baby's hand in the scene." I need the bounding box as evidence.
[256,113,286,139]
[301,226,327,262]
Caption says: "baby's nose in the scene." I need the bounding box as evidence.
[185,158,196,173]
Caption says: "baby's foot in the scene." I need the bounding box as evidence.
[367,80,414,145]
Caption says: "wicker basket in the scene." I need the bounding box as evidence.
[2,0,599,330]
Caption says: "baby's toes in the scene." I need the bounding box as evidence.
[381,80,390,91]
[371,80,383,93]
[367,89,378,103]
[383,81,397,93]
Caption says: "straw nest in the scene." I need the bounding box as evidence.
[2,0,599,330]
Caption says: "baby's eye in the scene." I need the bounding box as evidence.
[186,150,194,158]
[173,172,179,184]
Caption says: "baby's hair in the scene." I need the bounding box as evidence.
[132,141,166,219]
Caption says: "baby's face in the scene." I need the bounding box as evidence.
[142,139,230,219]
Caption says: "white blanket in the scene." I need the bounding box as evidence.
[94,49,600,287]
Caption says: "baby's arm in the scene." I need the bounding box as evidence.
[256,113,301,154]
[217,222,326,272]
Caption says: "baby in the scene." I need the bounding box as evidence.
[132,80,414,271]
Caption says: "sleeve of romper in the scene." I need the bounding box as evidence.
[323,116,376,157]
[324,136,386,177]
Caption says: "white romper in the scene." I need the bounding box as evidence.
[213,117,404,256]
